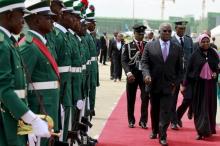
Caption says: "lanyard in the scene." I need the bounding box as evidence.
[135,41,144,53]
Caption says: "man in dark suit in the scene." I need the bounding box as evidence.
[110,33,124,82]
[99,32,108,65]
[141,23,183,146]
[170,21,194,130]
[121,24,149,129]
[109,32,119,79]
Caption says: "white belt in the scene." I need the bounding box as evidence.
[86,60,91,65]
[91,57,97,61]
[58,66,71,73]
[14,90,26,99]
[71,67,82,73]
[82,65,86,70]
[28,81,59,90]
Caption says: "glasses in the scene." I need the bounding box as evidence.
[162,30,172,33]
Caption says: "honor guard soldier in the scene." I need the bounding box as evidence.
[0,0,51,146]
[84,5,100,118]
[171,20,194,129]
[19,1,60,145]
[46,0,74,142]
[121,24,149,129]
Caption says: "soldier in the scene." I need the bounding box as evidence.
[0,0,50,146]
[121,24,149,129]
[171,21,194,129]
[46,0,74,142]
[19,1,60,145]
[84,6,100,118]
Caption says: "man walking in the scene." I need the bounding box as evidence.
[141,23,183,146]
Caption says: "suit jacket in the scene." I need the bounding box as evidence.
[141,39,183,94]
[121,40,147,75]
[110,40,124,58]
[108,37,116,58]
[171,35,193,70]
[100,35,108,51]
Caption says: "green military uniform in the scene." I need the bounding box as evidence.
[75,34,90,99]
[0,26,29,146]
[19,30,60,129]
[84,6,99,112]
[68,29,83,106]
[47,22,73,141]
[0,1,32,145]
[84,31,99,111]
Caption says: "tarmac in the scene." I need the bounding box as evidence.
[89,62,220,139]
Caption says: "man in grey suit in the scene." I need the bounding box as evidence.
[141,23,183,146]
[170,21,194,130]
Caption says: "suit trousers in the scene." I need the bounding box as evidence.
[126,71,149,124]
[113,55,122,80]
[110,58,114,78]
[150,92,173,139]
[170,84,180,124]
[99,49,107,64]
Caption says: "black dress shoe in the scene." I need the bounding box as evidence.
[128,122,134,128]
[177,120,183,128]
[159,139,168,146]
[139,122,148,129]
[195,135,203,140]
[171,123,179,130]
[88,136,98,143]
[149,133,157,139]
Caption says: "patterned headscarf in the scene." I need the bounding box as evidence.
[198,33,210,46]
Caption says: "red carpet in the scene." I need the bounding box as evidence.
[97,90,220,146]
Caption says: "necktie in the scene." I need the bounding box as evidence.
[138,42,143,53]
[162,42,168,61]
[180,37,184,48]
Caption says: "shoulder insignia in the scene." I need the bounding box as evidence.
[26,35,33,43]
[0,33,4,42]
[55,28,60,36]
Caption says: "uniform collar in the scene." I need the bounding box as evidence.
[54,22,67,34]
[0,26,12,38]
[68,29,75,35]
[175,33,184,42]
[28,30,47,45]
[134,38,142,43]
[75,34,81,42]
[87,29,91,34]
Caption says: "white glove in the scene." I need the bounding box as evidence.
[28,133,37,146]
[21,110,51,138]
[77,100,84,110]
[31,117,51,138]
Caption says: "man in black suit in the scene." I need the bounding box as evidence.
[122,24,149,129]
[110,33,124,82]
[170,21,194,130]
[109,32,119,79]
[141,23,183,146]
[99,32,108,65]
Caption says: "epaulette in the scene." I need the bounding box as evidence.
[0,32,4,42]
[26,35,33,43]
[55,28,60,36]
[185,35,190,38]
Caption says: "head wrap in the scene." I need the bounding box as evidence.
[198,33,210,46]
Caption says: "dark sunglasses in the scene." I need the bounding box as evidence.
[163,30,172,33]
